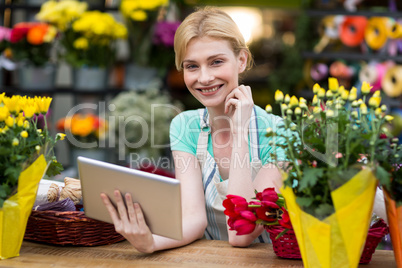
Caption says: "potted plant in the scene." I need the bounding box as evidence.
[8,22,58,90]
[119,0,180,91]
[36,0,127,90]
[108,89,182,166]
[265,78,391,267]
[0,93,64,259]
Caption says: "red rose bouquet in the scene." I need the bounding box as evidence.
[223,187,291,238]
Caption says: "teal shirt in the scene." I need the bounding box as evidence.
[170,105,288,166]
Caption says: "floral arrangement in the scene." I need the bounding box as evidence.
[265,78,391,219]
[8,22,57,67]
[108,88,183,159]
[120,0,179,73]
[223,188,291,238]
[0,93,64,208]
[36,0,127,68]
[56,113,108,146]
[35,0,88,32]
[61,10,127,67]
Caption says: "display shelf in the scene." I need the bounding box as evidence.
[1,86,126,95]
[302,51,402,63]
[305,9,402,18]
[0,3,118,11]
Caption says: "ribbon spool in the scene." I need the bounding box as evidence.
[339,16,368,47]
[314,15,344,53]
[388,20,402,39]
[365,17,391,50]
[329,61,355,78]
[382,65,402,97]
[310,63,328,81]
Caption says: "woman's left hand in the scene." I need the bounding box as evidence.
[224,85,254,135]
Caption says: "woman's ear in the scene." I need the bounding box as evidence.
[238,49,248,73]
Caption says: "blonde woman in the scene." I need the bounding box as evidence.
[101,6,286,253]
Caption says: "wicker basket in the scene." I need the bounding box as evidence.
[265,219,389,264]
[24,209,126,246]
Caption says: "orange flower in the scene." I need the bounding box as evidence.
[27,24,48,45]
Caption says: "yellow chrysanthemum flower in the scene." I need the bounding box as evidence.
[289,96,299,108]
[12,138,19,146]
[35,96,52,114]
[74,37,89,50]
[0,106,10,121]
[5,116,14,128]
[361,81,372,95]
[20,130,28,138]
[328,77,339,92]
[368,96,381,108]
[275,90,284,103]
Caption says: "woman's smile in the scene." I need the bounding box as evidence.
[197,84,224,95]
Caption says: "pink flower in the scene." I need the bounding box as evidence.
[0,26,11,42]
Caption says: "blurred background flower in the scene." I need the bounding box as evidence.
[8,22,57,67]
[119,0,179,75]
[56,113,108,145]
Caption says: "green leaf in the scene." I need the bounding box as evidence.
[46,161,64,177]
[376,166,391,190]
[296,196,314,207]
[314,203,334,219]
[298,167,324,190]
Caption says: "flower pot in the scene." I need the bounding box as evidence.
[384,190,402,267]
[73,66,108,91]
[17,63,56,90]
[280,168,378,268]
[0,155,48,259]
[123,63,162,91]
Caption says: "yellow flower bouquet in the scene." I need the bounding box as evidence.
[37,0,127,68]
[266,78,391,267]
[0,93,64,259]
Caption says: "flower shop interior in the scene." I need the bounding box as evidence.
[1,0,402,266]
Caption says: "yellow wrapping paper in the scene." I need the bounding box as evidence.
[0,155,48,260]
[281,168,377,268]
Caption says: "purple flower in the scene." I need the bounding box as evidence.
[153,21,180,47]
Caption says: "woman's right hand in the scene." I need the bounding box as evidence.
[100,190,155,253]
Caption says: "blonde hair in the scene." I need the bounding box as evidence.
[174,6,253,71]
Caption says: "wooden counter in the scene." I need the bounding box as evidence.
[0,240,396,267]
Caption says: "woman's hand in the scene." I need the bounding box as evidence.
[101,190,155,253]
[224,85,254,135]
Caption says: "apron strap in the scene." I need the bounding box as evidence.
[196,108,210,170]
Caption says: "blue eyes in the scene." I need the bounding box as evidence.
[184,60,224,70]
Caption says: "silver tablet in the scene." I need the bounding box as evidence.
[77,156,182,240]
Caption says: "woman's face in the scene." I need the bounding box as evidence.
[182,36,247,109]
